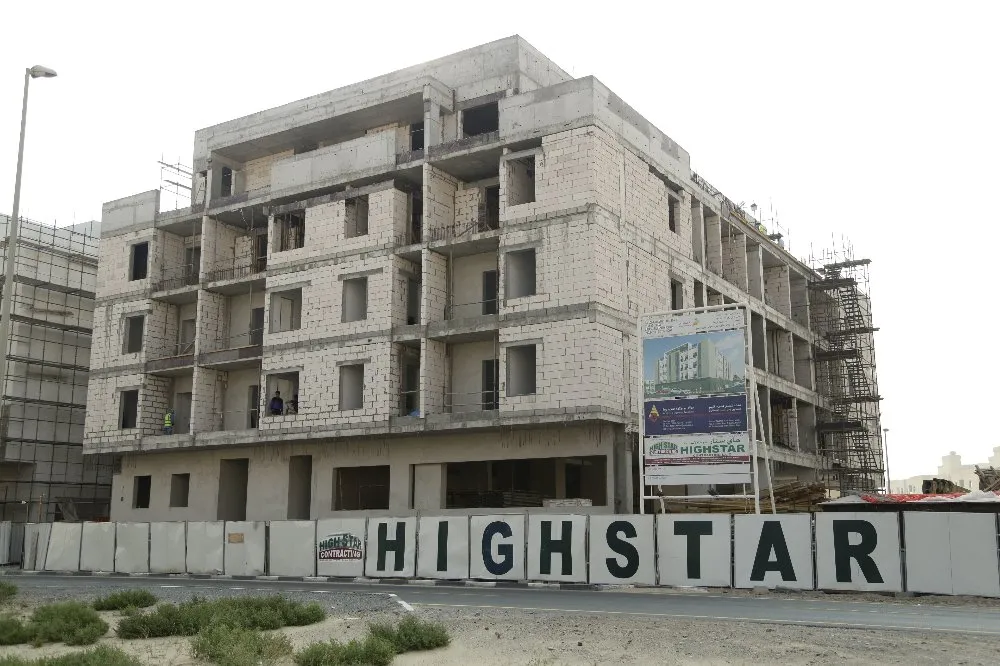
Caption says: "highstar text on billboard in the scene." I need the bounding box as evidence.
[640,307,751,488]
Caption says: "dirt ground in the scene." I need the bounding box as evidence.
[3,592,1000,664]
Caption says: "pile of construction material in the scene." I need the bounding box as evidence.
[922,478,970,494]
[976,466,1000,492]
[655,481,828,514]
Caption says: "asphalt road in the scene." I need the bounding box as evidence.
[7,574,1000,636]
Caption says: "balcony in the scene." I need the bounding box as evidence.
[200,327,264,369]
[203,257,267,294]
[152,264,200,303]
[145,340,195,374]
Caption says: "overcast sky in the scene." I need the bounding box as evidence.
[2,1,997,479]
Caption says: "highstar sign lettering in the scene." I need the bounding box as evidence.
[317,533,363,561]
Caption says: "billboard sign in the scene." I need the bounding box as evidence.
[640,306,751,487]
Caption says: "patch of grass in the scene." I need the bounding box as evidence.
[92,589,157,611]
[0,581,17,604]
[190,621,292,666]
[369,615,450,653]
[293,635,396,666]
[28,602,108,646]
[294,616,450,666]
[0,645,141,665]
[0,616,33,645]
[116,595,325,639]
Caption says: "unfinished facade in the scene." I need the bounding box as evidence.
[84,36,883,521]
[1,215,113,521]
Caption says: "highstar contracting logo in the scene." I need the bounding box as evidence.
[317,532,363,561]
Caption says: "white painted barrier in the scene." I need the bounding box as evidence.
[734,514,813,589]
[44,522,82,572]
[469,514,526,581]
[80,522,115,572]
[115,523,150,573]
[527,514,588,583]
[187,521,224,575]
[316,518,366,577]
[224,521,265,576]
[816,512,902,592]
[365,517,416,578]
[26,512,1000,597]
[150,522,187,574]
[23,523,50,570]
[416,516,469,580]
[658,514,732,587]
[0,521,11,565]
[268,521,316,577]
[589,514,655,585]
[904,512,1000,597]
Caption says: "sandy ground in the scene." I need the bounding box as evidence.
[2,589,1000,664]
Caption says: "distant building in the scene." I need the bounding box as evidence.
[655,339,732,385]
[890,447,1000,493]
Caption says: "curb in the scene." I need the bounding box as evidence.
[3,570,625,590]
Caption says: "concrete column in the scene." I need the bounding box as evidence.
[747,243,763,300]
[705,211,723,275]
[423,99,442,150]
[554,460,567,499]
[613,431,633,513]
[413,463,446,509]
[389,462,412,511]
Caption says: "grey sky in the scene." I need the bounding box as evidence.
[3,1,996,478]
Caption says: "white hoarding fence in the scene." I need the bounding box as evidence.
[526,515,588,583]
[416,516,470,580]
[639,305,765,512]
[657,514,732,587]
[365,517,416,578]
[734,514,813,589]
[316,518,367,578]
[815,512,902,592]
[469,514,526,581]
[588,514,656,585]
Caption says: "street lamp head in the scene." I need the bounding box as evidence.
[28,66,57,79]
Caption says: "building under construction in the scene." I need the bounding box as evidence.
[83,36,886,522]
[807,245,885,494]
[0,215,113,521]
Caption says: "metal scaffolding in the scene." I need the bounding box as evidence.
[808,242,885,494]
[0,214,113,521]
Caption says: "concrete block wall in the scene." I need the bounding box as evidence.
[89,298,149,371]
[202,217,241,274]
[764,265,792,317]
[500,129,599,222]
[421,250,447,324]
[722,232,749,291]
[146,300,180,360]
[258,339,391,433]
[391,256,420,327]
[83,373,142,450]
[499,213,591,313]
[705,212,723,275]
[244,149,294,193]
[138,374,172,437]
[197,291,226,354]
[454,185,482,228]
[424,165,458,236]
[421,339,446,415]
[191,366,225,433]
[157,231,186,282]
[94,230,156,300]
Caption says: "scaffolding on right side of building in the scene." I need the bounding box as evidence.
[808,246,885,495]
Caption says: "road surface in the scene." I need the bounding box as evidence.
[7,573,1000,636]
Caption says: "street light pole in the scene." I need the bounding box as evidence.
[882,427,891,493]
[0,66,57,423]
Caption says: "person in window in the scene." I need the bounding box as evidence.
[269,390,284,416]
[287,394,299,415]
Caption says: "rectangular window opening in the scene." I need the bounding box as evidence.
[406,279,421,325]
[506,156,536,206]
[129,242,149,281]
[344,195,369,238]
[275,211,305,252]
[506,345,537,396]
[169,473,190,508]
[119,390,139,429]
[184,246,201,284]
[123,315,145,354]
[668,195,679,233]
[481,269,498,315]
[334,465,389,510]
[133,475,151,509]
[462,102,499,137]
[265,372,299,416]
[670,279,684,310]
[269,288,303,333]
[287,455,313,519]
[220,166,234,198]
[341,277,368,323]
[410,122,424,152]
[339,364,365,411]
[505,249,536,299]
[409,193,423,243]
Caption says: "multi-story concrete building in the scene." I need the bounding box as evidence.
[655,340,733,386]
[1,215,113,521]
[84,36,882,521]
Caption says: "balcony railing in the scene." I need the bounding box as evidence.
[425,217,499,244]
[445,298,497,320]
[204,256,267,283]
[152,264,199,292]
[148,339,195,361]
[445,390,499,414]
[202,327,263,353]
[209,408,260,432]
